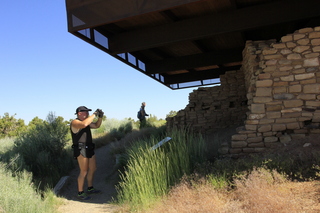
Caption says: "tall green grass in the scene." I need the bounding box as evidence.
[0,163,61,213]
[116,128,206,211]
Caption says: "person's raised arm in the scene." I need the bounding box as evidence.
[72,110,99,129]
[90,109,104,129]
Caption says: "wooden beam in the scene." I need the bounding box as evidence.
[145,48,243,74]
[164,66,241,84]
[109,0,320,54]
[67,0,201,32]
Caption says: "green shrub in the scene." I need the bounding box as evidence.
[12,112,74,189]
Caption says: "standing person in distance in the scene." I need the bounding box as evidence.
[139,102,149,129]
[70,106,104,200]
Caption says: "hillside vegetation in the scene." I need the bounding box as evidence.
[1,111,320,212]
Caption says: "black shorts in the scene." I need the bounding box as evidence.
[72,143,95,158]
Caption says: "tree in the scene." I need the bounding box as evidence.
[28,116,44,129]
[166,110,177,118]
[0,113,26,138]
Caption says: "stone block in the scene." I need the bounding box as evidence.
[311,39,320,45]
[280,75,294,81]
[246,119,259,125]
[288,84,302,93]
[292,68,305,74]
[273,72,290,77]
[283,100,303,107]
[256,88,272,96]
[247,133,257,137]
[264,136,278,143]
[272,43,286,49]
[287,53,302,60]
[294,34,306,40]
[297,94,316,100]
[303,84,320,93]
[258,73,271,79]
[305,52,320,58]
[281,112,301,118]
[280,49,292,55]
[266,111,281,119]
[264,65,277,72]
[295,73,315,80]
[299,28,313,33]
[256,80,273,87]
[263,132,276,137]
[312,46,320,52]
[274,93,295,100]
[253,97,273,103]
[297,39,310,45]
[251,104,265,113]
[293,45,310,53]
[287,42,297,48]
[300,79,317,84]
[231,141,247,148]
[232,134,247,141]
[286,122,301,129]
[279,66,293,71]
[247,136,263,143]
[245,124,257,131]
[279,59,292,65]
[273,81,289,86]
[309,31,320,38]
[266,105,283,111]
[304,58,319,66]
[276,118,297,123]
[282,35,293,42]
[273,87,287,94]
[272,124,286,131]
[264,54,283,60]
[262,49,277,55]
[258,124,271,132]
[259,118,275,124]
[306,101,320,107]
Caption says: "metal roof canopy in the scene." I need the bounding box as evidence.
[65,0,320,90]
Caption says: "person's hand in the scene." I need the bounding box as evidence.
[98,109,104,118]
[94,109,100,116]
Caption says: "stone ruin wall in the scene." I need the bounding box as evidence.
[166,26,320,157]
[166,69,248,134]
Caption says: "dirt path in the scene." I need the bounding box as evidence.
[57,143,121,213]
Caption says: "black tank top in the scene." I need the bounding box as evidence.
[70,120,93,145]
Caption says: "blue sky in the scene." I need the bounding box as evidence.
[0,1,196,124]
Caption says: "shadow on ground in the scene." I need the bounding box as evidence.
[58,143,121,204]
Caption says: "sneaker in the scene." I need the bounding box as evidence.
[87,187,101,194]
[77,192,91,200]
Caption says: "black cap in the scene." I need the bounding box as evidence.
[75,106,92,114]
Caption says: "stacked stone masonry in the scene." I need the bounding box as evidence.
[167,26,320,157]
[166,69,248,134]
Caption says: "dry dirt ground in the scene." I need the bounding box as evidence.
[57,143,121,213]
